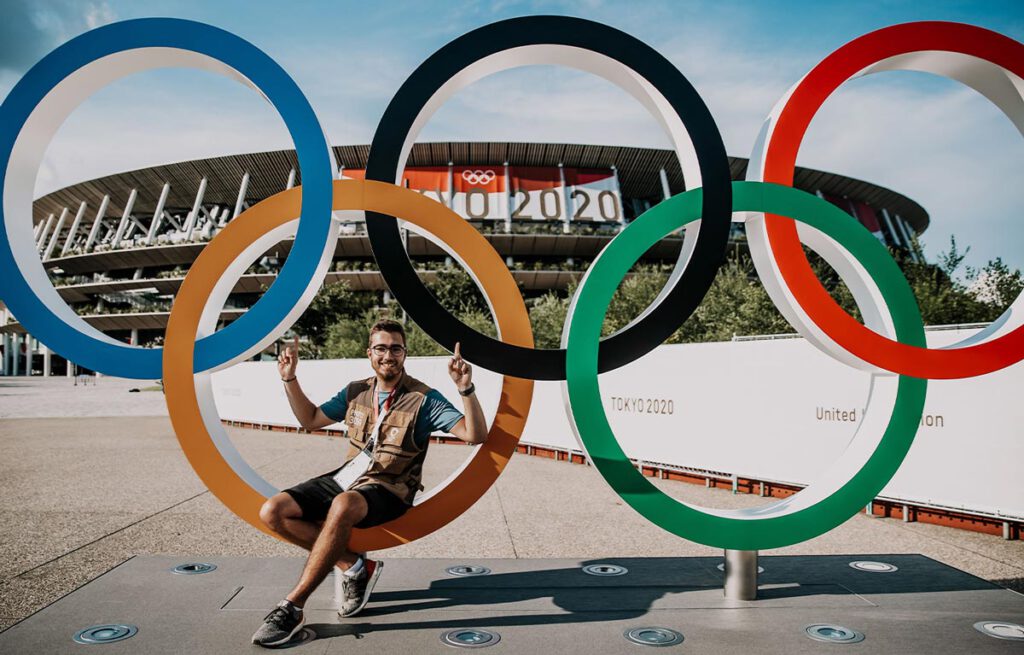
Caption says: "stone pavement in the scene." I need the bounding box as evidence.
[1,402,1022,634]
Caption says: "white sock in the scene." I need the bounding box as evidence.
[344,557,365,578]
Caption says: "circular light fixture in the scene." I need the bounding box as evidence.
[848,560,898,573]
[446,565,492,577]
[582,564,628,577]
[72,624,138,645]
[624,627,684,647]
[804,624,865,644]
[441,629,500,648]
[973,621,1024,641]
[171,562,217,575]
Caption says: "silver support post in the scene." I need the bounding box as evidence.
[658,168,672,200]
[44,207,70,260]
[60,201,88,256]
[285,168,296,190]
[879,207,903,250]
[42,344,51,377]
[146,183,171,245]
[610,164,625,226]
[112,189,138,248]
[183,177,207,240]
[12,333,21,376]
[36,213,55,250]
[893,214,919,263]
[503,162,511,232]
[83,195,110,252]
[1003,521,1011,540]
[723,549,758,600]
[232,171,250,219]
[2,332,11,375]
[558,163,570,234]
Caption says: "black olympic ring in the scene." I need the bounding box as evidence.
[365,15,733,380]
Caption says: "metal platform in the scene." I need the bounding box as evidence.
[1,554,1022,654]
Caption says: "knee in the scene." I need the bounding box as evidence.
[327,492,364,525]
[259,496,288,532]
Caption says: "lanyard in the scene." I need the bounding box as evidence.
[368,376,399,446]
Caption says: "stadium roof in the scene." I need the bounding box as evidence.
[33,142,929,233]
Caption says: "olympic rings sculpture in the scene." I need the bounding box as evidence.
[1,17,1020,551]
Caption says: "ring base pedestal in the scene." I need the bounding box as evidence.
[724,549,758,600]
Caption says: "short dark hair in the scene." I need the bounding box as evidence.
[368,319,406,346]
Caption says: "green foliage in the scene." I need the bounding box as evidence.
[304,235,1023,359]
[529,290,572,349]
[291,281,376,356]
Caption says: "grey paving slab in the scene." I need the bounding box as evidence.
[1,415,1023,636]
[1,555,1022,655]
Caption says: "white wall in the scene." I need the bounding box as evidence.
[212,328,1023,519]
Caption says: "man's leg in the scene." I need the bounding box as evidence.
[259,493,323,550]
[285,490,368,607]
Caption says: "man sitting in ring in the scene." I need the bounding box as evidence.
[251,319,486,647]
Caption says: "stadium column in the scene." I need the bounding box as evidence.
[893,213,920,263]
[2,332,10,376]
[559,163,570,234]
[503,162,511,233]
[83,195,110,252]
[35,213,55,250]
[43,207,70,260]
[877,208,902,249]
[183,177,208,241]
[42,343,51,377]
[145,183,171,245]
[112,189,139,248]
[232,172,250,219]
[60,201,89,256]
[611,164,625,227]
[12,333,20,376]
[659,168,672,200]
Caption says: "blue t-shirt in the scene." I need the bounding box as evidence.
[320,386,464,448]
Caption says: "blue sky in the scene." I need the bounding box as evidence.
[2,0,1023,273]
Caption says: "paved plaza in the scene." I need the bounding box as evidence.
[0,377,1022,643]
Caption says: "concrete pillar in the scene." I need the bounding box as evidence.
[60,201,89,256]
[43,344,52,377]
[130,328,139,346]
[2,333,11,375]
[83,195,110,252]
[66,356,74,377]
[12,333,20,376]
[44,207,70,260]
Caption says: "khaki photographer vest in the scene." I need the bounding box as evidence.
[342,374,431,505]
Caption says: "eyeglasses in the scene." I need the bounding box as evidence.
[371,345,407,356]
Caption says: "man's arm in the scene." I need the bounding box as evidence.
[447,342,487,444]
[279,335,337,431]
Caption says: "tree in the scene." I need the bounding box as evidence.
[291,281,376,356]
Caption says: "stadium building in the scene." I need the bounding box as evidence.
[1,142,928,376]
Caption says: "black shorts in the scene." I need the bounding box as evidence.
[283,474,410,528]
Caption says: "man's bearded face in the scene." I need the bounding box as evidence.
[367,330,406,382]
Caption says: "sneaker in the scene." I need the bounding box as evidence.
[338,559,383,617]
[251,600,304,647]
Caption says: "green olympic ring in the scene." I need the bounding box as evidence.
[564,181,927,550]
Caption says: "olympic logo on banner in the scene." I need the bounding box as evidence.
[461,169,496,185]
[1,17,1021,551]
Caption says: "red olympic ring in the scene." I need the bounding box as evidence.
[761,21,1024,379]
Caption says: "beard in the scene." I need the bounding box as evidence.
[376,361,403,382]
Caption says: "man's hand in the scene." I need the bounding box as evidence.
[278,334,299,380]
[448,342,472,391]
